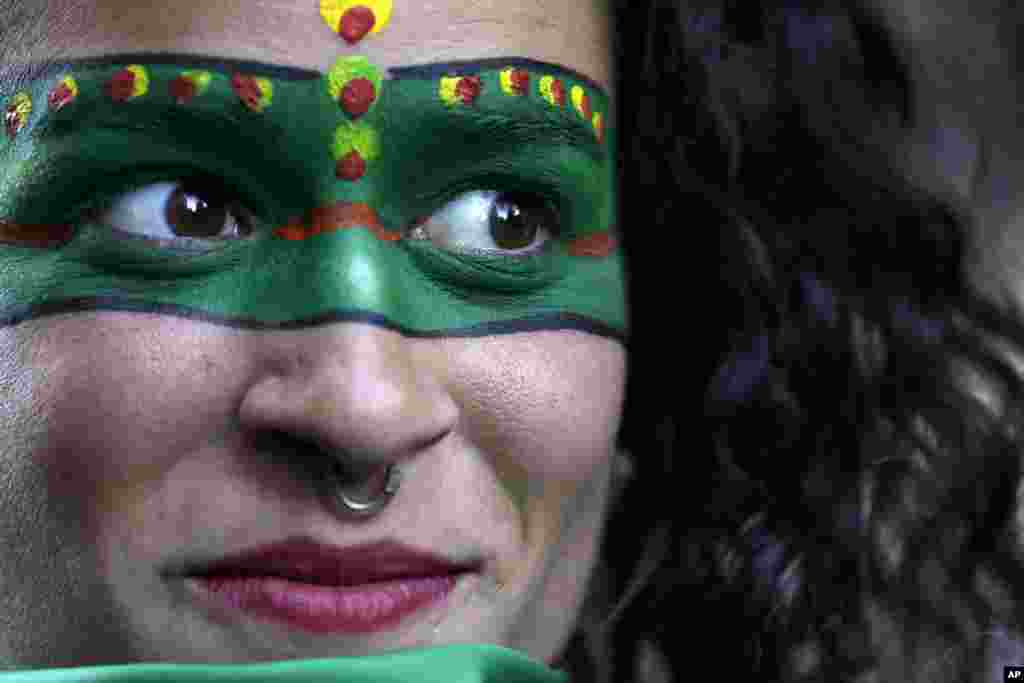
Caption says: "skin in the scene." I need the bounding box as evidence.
[0,0,623,670]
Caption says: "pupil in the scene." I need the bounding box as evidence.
[165,184,241,239]
[490,193,550,250]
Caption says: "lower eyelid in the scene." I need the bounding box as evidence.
[103,225,216,252]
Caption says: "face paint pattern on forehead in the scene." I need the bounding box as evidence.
[0,55,625,343]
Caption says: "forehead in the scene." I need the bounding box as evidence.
[40,0,613,92]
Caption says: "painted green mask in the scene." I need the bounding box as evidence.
[0,54,625,343]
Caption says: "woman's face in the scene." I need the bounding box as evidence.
[0,0,624,668]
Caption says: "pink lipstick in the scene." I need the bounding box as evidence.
[177,537,477,635]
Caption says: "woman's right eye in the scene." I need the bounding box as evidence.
[96,180,257,247]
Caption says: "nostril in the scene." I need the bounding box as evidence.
[325,455,387,487]
[325,459,392,500]
[247,429,331,476]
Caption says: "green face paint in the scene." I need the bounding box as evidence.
[0,54,625,343]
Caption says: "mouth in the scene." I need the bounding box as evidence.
[171,536,481,635]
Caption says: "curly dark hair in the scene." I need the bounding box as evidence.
[564,1,1024,681]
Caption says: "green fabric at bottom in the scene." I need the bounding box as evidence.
[0,644,568,683]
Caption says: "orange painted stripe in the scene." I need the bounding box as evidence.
[0,220,74,248]
[311,202,380,234]
[280,207,615,254]
[273,219,307,241]
[273,201,397,241]
[567,231,617,257]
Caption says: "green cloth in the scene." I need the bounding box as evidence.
[0,644,568,682]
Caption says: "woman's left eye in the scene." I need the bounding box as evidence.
[408,190,560,256]
[97,180,256,246]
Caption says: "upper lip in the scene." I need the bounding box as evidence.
[176,537,479,587]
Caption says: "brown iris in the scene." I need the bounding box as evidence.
[489,193,558,250]
[164,182,253,239]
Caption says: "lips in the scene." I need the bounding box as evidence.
[179,537,476,587]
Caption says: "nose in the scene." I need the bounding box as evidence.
[237,324,458,500]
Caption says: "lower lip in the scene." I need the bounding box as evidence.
[184,573,460,635]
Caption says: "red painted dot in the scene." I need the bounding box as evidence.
[106,70,136,102]
[4,107,21,139]
[551,79,566,107]
[370,224,402,242]
[336,151,367,181]
[338,5,376,44]
[231,74,262,111]
[341,77,376,118]
[48,83,75,112]
[580,93,592,120]
[567,231,617,257]
[456,76,482,104]
[510,69,529,94]
[274,216,307,241]
[170,76,197,105]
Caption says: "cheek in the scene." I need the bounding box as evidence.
[13,317,241,548]
[438,332,625,574]
[444,332,626,480]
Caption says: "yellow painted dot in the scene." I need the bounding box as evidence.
[6,92,32,137]
[539,75,565,107]
[438,75,482,106]
[500,67,529,96]
[331,121,380,162]
[439,76,461,106]
[126,65,149,98]
[571,85,592,119]
[183,70,212,94]
[61,76,79,99]
[320,0,393,41]
[255,78,273,109]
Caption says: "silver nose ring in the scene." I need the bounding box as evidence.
[325,462,402,518]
